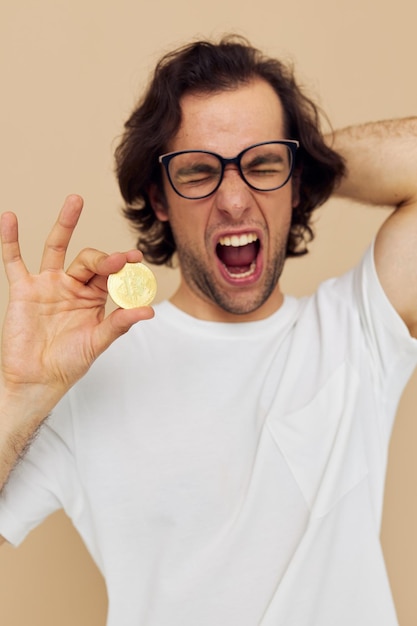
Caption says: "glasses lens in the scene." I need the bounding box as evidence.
[240,143,293,191]
[167,152,222,199]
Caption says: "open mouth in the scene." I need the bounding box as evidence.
[216,233,260,278]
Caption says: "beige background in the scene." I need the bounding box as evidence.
[0,0,416,624]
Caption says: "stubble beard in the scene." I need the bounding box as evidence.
[175,235,289,316]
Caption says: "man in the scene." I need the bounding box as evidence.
[0,37,416,625]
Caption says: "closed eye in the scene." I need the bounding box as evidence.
[243,155,286,175]
[175,164,220,184]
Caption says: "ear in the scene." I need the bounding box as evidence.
[148,183,169,222]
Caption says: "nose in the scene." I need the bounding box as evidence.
[214,167,252,219]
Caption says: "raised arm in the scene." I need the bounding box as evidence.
[0,195,154,491]
[332,118,417,337]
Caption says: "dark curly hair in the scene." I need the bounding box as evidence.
[115,36,345,266]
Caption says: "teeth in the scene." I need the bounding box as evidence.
[218,233,258,247]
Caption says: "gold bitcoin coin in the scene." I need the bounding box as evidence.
[107,262,157,308]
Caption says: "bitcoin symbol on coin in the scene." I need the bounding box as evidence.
[107,262,157,308]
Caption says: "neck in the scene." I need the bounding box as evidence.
[169,280,285,323]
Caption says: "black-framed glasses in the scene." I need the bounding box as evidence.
[158,140,299,200]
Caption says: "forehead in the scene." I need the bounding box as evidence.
[169,79,287,155]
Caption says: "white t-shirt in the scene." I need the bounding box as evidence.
[1,245,417,626]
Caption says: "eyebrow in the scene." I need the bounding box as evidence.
[175,162,220,176]
[245,153,285,166]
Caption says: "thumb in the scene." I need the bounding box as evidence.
[91,306,155,357]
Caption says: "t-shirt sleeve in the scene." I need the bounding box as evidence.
[353,241,417,419]
[0,395,80,546]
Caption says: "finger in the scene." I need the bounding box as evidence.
[92,305,155,356]
[40,194,84,272]
[0,211,29,283]
[66,248,143,285]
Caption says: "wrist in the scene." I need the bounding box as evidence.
[0,376,56,434]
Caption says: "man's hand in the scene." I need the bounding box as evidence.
[0,195,154,487]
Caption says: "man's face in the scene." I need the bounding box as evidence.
[151,79,299,322]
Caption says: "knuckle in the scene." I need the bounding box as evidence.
[80,247,108,264]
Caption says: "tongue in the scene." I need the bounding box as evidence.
[217,242,257,269]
